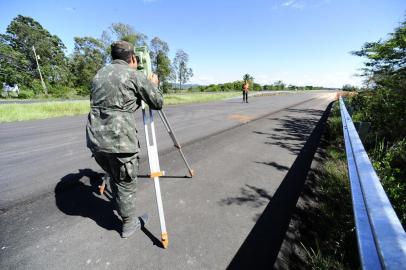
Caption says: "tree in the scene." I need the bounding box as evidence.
[1,15,70,88]
[150,37,171,92]
[352,20,406,92]
[70,37,105,94]
[150,37,169,68]
[102,23,148,52]
[273,80,285,90]
[243,74,251,83]
[100,23,149,64]
[352,18,406,142]
[253,83,262,91]
[155,52,172,92]
[172,49,193,90]
[350,19,406,226]
[0,39,31,86]
[242,74,254,89]
[342,84,357,91]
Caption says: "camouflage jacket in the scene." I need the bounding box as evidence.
[86,59,163,154]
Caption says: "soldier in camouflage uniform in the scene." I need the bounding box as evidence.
[86,40,163,238]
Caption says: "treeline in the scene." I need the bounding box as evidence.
[0,15,193,98]
[348,18,406,226]
[188,81,262,92]
[187,80,323,92]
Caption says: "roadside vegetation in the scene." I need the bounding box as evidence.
[0,92,243,122]
[0,100,90,122]
[347,18,406,227]
[346,90,406,227]
[284,100,359,270]
[287,18,405,269]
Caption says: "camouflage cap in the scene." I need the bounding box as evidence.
[111,40,134,54]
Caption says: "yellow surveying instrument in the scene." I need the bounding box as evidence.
[98,46,194,249]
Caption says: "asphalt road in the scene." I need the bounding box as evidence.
[0,91,335,269]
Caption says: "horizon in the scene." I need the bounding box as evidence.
[1,0,405,88]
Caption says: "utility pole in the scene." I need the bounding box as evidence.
[32,46,47,95]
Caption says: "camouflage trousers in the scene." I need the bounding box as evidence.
[92,152,139,220]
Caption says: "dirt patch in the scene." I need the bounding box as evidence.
[228,114,256,123]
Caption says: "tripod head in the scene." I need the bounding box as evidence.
[135,46,152,78]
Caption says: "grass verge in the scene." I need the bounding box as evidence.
[164,91,240,105]
[0,92,241,123]
[276,101,359,269]
[0,101,90,122]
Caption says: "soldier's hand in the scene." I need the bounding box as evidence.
[148,73,159,87]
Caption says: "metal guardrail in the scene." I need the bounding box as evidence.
[339,97,406,269]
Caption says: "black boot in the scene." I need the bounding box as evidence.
[121,213,149,238]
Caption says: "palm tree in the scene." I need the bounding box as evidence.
[242,74,254,89]
[243,74,251,84]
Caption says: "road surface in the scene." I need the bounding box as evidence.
[0,91,335,269]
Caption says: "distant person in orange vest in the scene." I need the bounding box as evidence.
[243,82,249,103]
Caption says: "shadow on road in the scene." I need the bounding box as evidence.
[226,102,333,269]
[255,161,290,171]
[55,169,166,247]
[220,184,273,208]
[55,169,121,234]
[254,108,324,156]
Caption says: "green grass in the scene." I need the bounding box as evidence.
[0,101,91,122]
[164,91,240,105]
[0,92,241,122]
[295,102,359,269]
[300,155,358,270]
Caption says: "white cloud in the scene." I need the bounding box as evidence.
[282,0,305,9]
[280,0,331,10]
[282,0,295,6]
[64,7,76,12]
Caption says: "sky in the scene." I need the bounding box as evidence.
[1,0,405,88]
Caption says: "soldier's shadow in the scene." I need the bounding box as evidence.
[55,169,164,247]
[54,169,121,234]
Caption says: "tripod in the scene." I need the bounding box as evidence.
[98,102,194,248]
[156,109,194,177]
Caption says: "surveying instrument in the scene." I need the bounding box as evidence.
[98,46,194,249]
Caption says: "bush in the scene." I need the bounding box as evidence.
[373,139,406,227]
[17,90,35,99]
[161,82,172,94]
[76,86,90,96]
[342,84,358,91]
[325,102,344,146]
[347,90,406,228]
[48,85,77,98]
[30,79,46,95]
[253,83,262,91]
[348,89,406,144]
